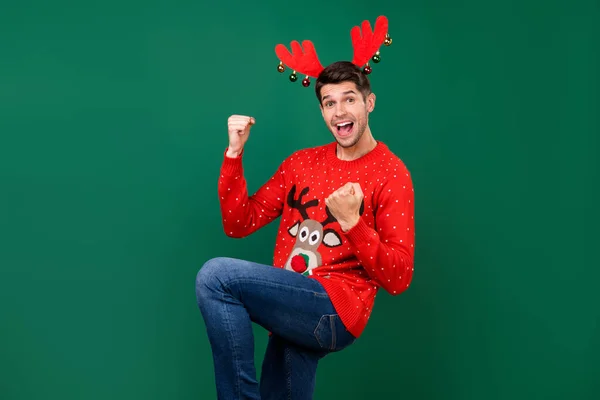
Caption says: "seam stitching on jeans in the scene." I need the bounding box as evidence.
[330,315,336,351]
[314,315,325,349]
[285,347,292,400]
[220,292,241,397]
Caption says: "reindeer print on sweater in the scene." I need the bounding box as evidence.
[217,141,415,338]
[283,184,364,276]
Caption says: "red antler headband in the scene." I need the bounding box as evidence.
[274,15,392,87]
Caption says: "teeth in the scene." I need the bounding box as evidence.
[337,122,352,127]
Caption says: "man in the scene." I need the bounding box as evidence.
[196,61,415,399]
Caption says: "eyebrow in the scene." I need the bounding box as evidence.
[322,90,357,102]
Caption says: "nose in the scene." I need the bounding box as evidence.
[334,103,346,117]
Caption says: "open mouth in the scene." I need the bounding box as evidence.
[336,121,354,137]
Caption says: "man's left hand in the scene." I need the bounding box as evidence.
[325,182,364,232]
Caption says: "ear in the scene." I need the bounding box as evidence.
[367,93,376,113]
[288,221,300,237]
[322,229,342,247]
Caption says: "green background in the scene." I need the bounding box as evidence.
[1,0,598,399]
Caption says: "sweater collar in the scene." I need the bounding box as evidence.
[325,140,388,169]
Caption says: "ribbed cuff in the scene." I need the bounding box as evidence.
[344,217,376,248]
[221,148,244,176]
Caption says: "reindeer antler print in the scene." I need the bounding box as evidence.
[320,205,337,227]
[287,184,318,220]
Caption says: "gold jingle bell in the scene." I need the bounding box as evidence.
[384,33,392,46]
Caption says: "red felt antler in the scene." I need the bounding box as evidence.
[274,16,392,86]
[350,15,389,67]
[275,40,325,79]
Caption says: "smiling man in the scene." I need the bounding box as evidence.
[195,60,415,399]
[317,61,377,159]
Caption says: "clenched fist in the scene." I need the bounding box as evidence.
[226,115,255,158]
[325,182,364,232]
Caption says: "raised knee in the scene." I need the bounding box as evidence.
[195,257,227,300]
[196,257,226,285]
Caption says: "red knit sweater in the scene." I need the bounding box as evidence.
[217,141,415,338]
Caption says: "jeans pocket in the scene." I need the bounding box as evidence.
[314,314,337,351]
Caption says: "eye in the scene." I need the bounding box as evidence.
[347,98,354,103]
[309,231,321,246]
[299,227,309,242]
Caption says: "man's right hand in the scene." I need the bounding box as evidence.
[226,115,255,158]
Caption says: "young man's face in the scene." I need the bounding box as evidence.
[319,81,375,148]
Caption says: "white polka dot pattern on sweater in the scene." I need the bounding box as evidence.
[217,141,415,338]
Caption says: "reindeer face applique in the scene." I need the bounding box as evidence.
[283,185,363,276]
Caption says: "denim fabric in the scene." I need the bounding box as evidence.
[195,257,356,399]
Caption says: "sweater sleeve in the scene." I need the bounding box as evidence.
[217,149,286,238]
[343,168,415,295]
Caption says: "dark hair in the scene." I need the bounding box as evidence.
[315,61,371,103]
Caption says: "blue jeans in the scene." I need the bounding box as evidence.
[195,257,356,399]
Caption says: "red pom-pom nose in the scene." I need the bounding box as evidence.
[291,254,308,273]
